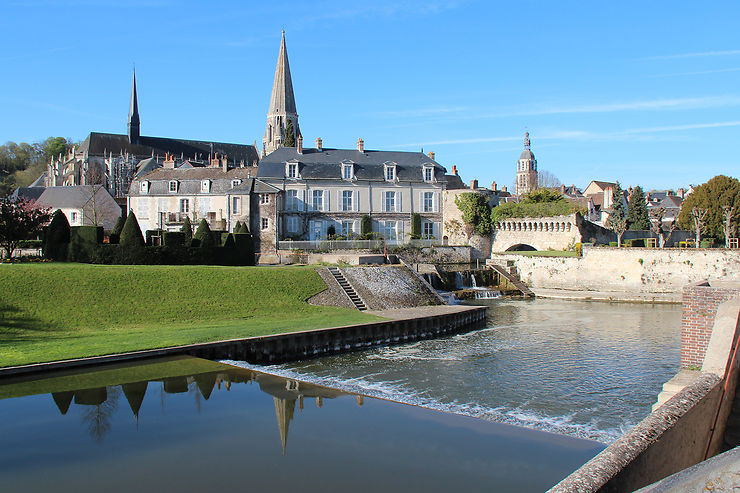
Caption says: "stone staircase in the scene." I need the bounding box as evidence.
[327,267,368,311]
[489,260,535,298]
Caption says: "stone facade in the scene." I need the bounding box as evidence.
[442,188,495,259]
[490,213,614,252]
[681,283,739,368]
[490,247,740,294]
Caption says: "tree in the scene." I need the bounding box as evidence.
[627,186,650,230]
[193,219,215,247]
[691,207,708,249]
[181,216,193,242]
[454,193,491,241]
[411,213,422,239]
[235,221,249,234]
[605,182,627,247]
[0,197,50,258]
[521,188,565,204]
[119,211,145,247]
[360,215,372,238]
[43,209,70,260]
[649,208,678,248]
[537,169,562,189]
[284,120,296,147]
[678,175,740,241]
[723,206,736,248]
[111,216,125,236]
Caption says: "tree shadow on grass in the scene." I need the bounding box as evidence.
[0,301,64,344]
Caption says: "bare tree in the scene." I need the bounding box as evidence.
[691,207,708,249]
[538,169,562,189]
[649,208,679,248]
[723,205,736,248]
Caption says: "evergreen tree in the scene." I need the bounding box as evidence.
[627,186,650,230]
[411,213,422,239]
[44,209,70,260]
[361,215,372,237]
[111,216,125,236]
[181,216,193,241]
[223,233,236,249]
[284,120,295,147]
[119,210,145,247]
[678,175,740,241]
[193,219,215,247]
[236,221,249,234]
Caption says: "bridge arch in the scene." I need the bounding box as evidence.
[505,243,537,252]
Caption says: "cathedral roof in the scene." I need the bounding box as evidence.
[267,31,297,116]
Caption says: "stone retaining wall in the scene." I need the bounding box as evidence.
[491,247,740,294]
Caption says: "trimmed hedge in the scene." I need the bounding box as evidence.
[68,226,104,262]
[44,210,70,261]
[90,244,254,266]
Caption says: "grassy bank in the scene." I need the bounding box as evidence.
[0,264,378,368]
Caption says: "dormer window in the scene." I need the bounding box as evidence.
[140,181,149,193]
[342,163,354,180]
[286,162,298,179]
[201,180,210,193]
[168,180,178,193]
[384,163,396,181]
[423,166,434,183]
[231,179,241,188]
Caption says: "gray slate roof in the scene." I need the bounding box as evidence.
[131,168,279,196]
[11,186,46,202]
[36,185,111,209]
[519,149,535,160]
[78,132,259,166]
[258,147,447,182]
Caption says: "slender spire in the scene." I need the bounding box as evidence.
[128,69,140,143]
[263,31,299,154]
[523,131,530,150]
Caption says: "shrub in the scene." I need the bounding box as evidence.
[411,213,422,239]
[361,215,372,236]
[194,219,215,248]
[120,211,145,248]
[181,216,193,242]
[111,216,125,236]
[327,225,336,237]
[68,226,103,262]
[163,231,185,249]
[44,209,70,260]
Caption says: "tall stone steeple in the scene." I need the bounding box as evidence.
[263,31,299,156]
[516,132,538,196]
[127,69,141,144]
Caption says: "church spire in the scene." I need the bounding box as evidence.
[127,69,140,144]
[263,31,299,155]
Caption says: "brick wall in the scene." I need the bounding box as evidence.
[681,284,739,368]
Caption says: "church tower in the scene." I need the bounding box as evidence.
[516,132,538,196]
[263,31,299,156]
[127,70,140,144]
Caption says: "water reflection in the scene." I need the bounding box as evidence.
[1,356,355,453]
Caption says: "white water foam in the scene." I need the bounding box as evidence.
[222,359,624,444]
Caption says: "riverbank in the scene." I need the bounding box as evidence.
[0,264,378,367]
[531,288,681,304]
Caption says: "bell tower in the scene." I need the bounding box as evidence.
[516,132,538,196]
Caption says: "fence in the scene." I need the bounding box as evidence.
[277,238,443,251]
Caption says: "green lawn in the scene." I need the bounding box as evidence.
[0,264,379,368]
[505,250,579,257]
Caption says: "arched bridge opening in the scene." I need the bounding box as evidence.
[505,243,537,252]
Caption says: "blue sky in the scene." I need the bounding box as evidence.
[1,0,739,191]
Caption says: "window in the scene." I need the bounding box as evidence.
[383,221,397,241]
[342,221,354,237]
[423,222,435,239]
[201,180,210,193]
[385,165,396,181]
[342,164,353,179]
[287,163,297,178]
[423,192,434,213]
[287,216,299,233]
[232,197,240,214]
[260,194,269,204]
[261,218,269,230]
[286,190,298,210]
[169,181,178,193]
[342,190,353,211]
[231,179,241,188]
[180,199,189,213]
[140,181,148,193]
[70,212,78,223]
[384,191,396,212]
[424,167,433,182]
[312,190,324,211]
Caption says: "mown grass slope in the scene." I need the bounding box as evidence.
[0,264,378,367]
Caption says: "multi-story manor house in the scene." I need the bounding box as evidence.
[258,138,446,243]
[128,157,280,252]
[45,71,259,201]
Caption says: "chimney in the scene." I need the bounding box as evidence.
[297,134,303,154]
[222,155,228,173]
[427,151,435,160]
[164,153,176,169]
[502,185,507,192]
[451,165,458,176]
[357,138,364,153]
[470,179,478,189]
[315,137,323,152]
[561,184,566,193]
[491,181,497,191]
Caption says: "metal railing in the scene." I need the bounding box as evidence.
[277,238,443,250]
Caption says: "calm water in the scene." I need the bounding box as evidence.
[234,299,682,444]
[0,355,602,492]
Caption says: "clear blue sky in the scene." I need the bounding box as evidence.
[2,0,739,191]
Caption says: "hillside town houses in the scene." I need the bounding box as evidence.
[22,31,694,259]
